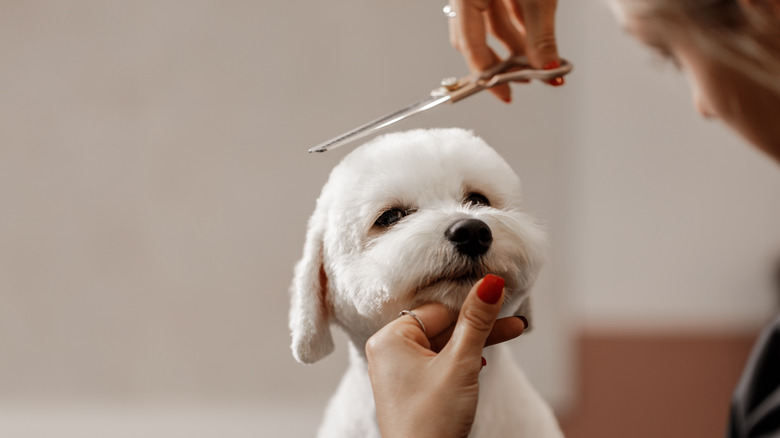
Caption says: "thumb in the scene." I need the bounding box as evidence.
[444,275,505,361]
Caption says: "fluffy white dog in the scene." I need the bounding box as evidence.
[290,128,563,437]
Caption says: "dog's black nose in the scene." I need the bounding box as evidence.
[445,218,493,257]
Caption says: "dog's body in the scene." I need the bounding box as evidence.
[290,128,563,437]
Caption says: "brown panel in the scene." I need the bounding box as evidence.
[560,332,758,438]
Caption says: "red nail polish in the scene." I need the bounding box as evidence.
[543,60,565,86]
[481,356,487,367]
[477,275,504,304]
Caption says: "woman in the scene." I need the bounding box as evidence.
[365,0,780,437]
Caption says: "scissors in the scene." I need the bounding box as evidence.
[308,56,573,153]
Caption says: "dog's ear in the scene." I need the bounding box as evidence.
[514,295,533,332]
[289,220,334,364]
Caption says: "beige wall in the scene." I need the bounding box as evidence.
[570,5,780,332]
[1,1,778,436]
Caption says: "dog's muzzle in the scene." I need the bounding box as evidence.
[445,218,493,257]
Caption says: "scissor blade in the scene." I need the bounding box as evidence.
[308,93,452,153]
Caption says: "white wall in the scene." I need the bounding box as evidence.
[1,1,778,436]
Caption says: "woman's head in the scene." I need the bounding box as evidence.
[610,0,780,161]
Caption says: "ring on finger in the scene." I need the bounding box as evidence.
[399,310,428,337]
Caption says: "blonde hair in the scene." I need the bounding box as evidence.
[611,0,780,96]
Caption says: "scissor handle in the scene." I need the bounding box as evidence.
[443,56,573,102]
[487,57,573,86]
[477,55,533,79]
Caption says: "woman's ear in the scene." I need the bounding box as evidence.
[289,215,334,364]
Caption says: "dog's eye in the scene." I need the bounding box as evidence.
[375,208,407,227]
[464,192,490,207]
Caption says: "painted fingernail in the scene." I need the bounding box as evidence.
[481,356,487,367]
[497,89,511,104]
[516,315,528,329]
[543,60,565,87]
[477,274,504,304]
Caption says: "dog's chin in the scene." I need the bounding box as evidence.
[414,277,479,309]
[408,256,526,312]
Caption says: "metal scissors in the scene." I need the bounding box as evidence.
[308,56,573,153]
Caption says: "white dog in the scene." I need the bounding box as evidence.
[290,128,563,437]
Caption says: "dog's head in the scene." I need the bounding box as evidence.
[290,128,546,363]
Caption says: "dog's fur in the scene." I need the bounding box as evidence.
[290,128,563,437]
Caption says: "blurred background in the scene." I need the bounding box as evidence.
[1,1,779,437]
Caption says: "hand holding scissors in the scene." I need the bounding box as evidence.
[446,0,562,103]
[309,56,572,153]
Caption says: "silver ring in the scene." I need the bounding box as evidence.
[442,5,456,18]
[399,310,427,337]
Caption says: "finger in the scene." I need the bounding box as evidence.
[399,301,457,340]
[454,0,493,73]
[516,0,560,70]
[486,0,525,55]
[428,325,455,353]
[430,314,525,352]
[453,1,513,102]
[367,303,453,359]
[443,275,505,361]
[466,42,512,102]
[484,316,526,347]
[485,3,529,86]
[487,68,513,102]
[486,1,531,89]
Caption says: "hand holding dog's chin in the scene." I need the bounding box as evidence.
[366,276,525,438]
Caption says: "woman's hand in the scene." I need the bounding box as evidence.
[447,0,562,102]
[365,275,527,438]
